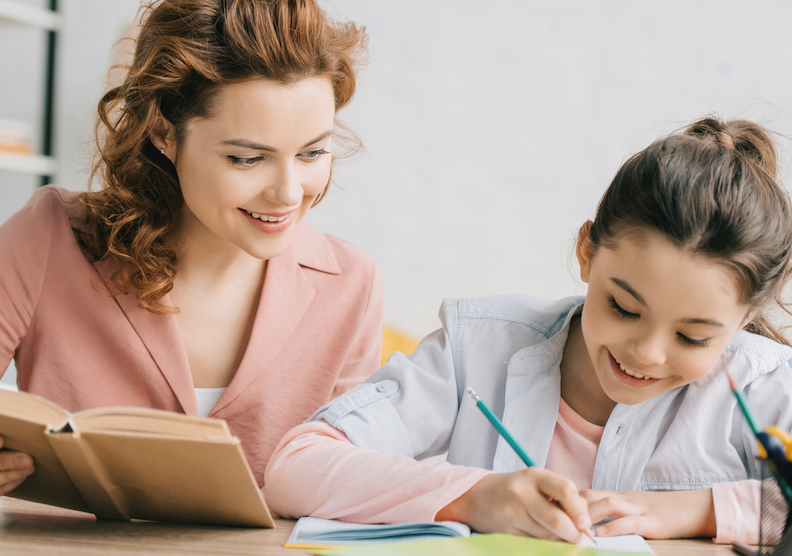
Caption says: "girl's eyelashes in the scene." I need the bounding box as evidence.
[607,295,711,347]
[608,296,639,319]
[677,333,709,348]
[228,155,263,167]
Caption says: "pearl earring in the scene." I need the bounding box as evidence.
[160,148,165,155]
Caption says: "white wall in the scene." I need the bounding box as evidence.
[2,0,792,387]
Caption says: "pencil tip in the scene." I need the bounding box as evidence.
[464,386,472,394]
[725,370,739,391]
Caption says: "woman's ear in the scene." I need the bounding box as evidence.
[149,114,175,159]
[576,221,594,284]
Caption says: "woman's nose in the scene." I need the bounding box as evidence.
[263,161,303,207]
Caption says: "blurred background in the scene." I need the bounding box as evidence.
[2,0,792,388]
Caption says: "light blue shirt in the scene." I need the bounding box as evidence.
[309,295,792,491]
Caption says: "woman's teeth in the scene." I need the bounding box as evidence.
[619,362,650,380]
[245,210,287,222]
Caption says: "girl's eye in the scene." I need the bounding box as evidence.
[608,296,639,320]
[302,148,329,160]
[228,156,263,167]
[677,334,709,348]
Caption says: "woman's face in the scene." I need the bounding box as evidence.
[167,77,336,261]
[578,227,752,406]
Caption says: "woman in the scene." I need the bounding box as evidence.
[0,0,382,495]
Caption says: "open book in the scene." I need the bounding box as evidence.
[0,389,274,527]
[287,517,654,554]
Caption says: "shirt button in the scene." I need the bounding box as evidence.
[376,383,389,393]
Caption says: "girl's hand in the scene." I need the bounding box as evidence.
[436,468,592,543]
[582,488,717,539]
[0,436,34,495]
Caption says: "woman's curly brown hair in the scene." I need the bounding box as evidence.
[79,0,367,314]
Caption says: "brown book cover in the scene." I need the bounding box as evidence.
[0,389,274,527]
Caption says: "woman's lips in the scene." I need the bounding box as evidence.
[239,208,293,234]
[607,350,661,388]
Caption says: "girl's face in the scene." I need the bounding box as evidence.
[164,77,336,261]
[578,227,753,406]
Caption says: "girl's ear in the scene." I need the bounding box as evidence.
[149,114,175,159]
[576,221,594,284]
[741,310,758,330]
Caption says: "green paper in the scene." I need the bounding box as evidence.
[309,533,646,556]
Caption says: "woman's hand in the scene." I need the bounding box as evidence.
[436,468,592,543]
[582,488,716,539]
[0,436,34,495]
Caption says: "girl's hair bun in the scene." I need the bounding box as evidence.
[685,117,777,178]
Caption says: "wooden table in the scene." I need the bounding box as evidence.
[0,497,739,555]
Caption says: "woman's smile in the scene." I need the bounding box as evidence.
[239,208,295,234]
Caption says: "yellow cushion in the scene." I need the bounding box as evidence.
[381,327,419,366]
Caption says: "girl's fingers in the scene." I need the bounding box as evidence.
[521,488,587,543]
[533,470,592,536]
[580,488,609,505]
[594,515,646,538]
[587,495,640,524]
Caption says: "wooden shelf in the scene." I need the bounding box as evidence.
[0,0,60,31]
[0,152,58,175]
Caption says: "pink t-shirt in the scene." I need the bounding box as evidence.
[265,398,760,544]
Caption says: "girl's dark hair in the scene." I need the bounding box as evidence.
[79,0,367,314]
[588,116,792,345]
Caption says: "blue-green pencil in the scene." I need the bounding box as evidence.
[465,386,596,544]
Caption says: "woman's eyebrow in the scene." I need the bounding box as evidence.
[611,277,646,306]
[220,130,333,152]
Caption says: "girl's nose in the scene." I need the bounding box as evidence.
[627,331,666,367]
[263,161,303,207]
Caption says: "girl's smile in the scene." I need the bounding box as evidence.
[607,349,661,388]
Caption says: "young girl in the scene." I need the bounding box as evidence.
[264,117,792,545]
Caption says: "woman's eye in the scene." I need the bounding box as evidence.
[677,334,709,348]
[302,148,329,160]
[608,296,639,319]
[228,156,263,167]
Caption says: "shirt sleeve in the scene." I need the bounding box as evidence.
[308,298,465,461]
[712,480,761,545]
[332,261,384,397]
[0,187,57,374]
[264,421,490,522]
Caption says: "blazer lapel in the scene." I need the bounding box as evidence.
[94,261,197,415]
[214,242,315,411]
[211,222,339,413]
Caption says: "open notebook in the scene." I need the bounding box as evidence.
[286,517,653,554]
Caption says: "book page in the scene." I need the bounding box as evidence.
[70,407,232,440]
[0,390,89,512]
[0,388,69,427]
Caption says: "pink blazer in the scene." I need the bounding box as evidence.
[0,186,383,486]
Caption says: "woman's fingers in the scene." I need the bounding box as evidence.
[0,476,27,495]
[0,450,34,495]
